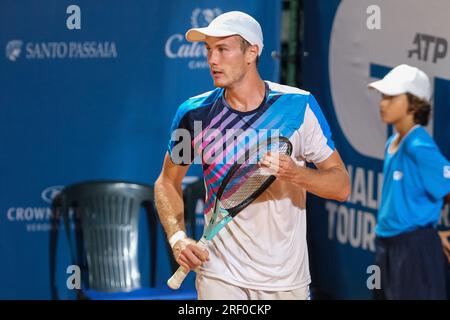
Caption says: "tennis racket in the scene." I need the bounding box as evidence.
[167,136,293,289]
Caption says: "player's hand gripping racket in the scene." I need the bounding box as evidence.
[167,136,293,289]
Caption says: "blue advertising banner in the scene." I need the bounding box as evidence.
[303,0,450,299]
[0,0,281,299]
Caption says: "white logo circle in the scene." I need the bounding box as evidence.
[41,186,64,204]
[393,171,403,181]
[191,8,222,28]
[6,40,23,61]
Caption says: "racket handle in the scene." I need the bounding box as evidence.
[167,266,189,290]
[167,237,208,290]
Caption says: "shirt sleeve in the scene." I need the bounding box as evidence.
[167,101,195,166]
[410,141,450,200]
[299,93,335,163]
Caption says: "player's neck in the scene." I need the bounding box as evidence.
[391,117,416,152]
[224,73,265,112]
[394,116,415,140]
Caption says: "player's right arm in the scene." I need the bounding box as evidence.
[155,152,209,271]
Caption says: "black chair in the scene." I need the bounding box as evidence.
[51,180,197,300]
[183,178,206,241]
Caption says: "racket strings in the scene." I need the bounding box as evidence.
[220,140,291,210]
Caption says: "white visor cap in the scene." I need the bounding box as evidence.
[185,11,264,56]
[368,64,431,102]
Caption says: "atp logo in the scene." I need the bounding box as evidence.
[6,40,23,61]
[191,8,222,28]
[329,0,450,160]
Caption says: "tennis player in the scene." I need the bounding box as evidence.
[368,64,450,299]
[155,11,350,300]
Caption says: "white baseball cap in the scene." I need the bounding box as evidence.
[368,64,432,102]
[185,11,264,56]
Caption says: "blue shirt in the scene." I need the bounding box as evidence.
[376,125,450,237]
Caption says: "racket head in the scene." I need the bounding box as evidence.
[204,136,293,239]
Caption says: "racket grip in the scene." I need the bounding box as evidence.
[167,266,189,290]
[167,237,208,290]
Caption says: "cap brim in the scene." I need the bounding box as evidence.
[367,79,406,96]
[185,27,237,42]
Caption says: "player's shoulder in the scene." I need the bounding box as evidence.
[189,87,222,101]
[266,81,313,113]
[266,81,311,96]
[176,87,222,118]
[404,126,438,154]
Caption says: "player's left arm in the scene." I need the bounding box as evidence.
[409,142,450,201]
[261,150,350,202]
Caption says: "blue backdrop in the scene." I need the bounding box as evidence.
[2,0,448,300]
[0,0,281,299]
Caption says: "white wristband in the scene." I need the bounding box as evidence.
[169,230,187,249]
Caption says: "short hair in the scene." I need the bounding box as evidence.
[407,93,431,126]
[240,37,259,65]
